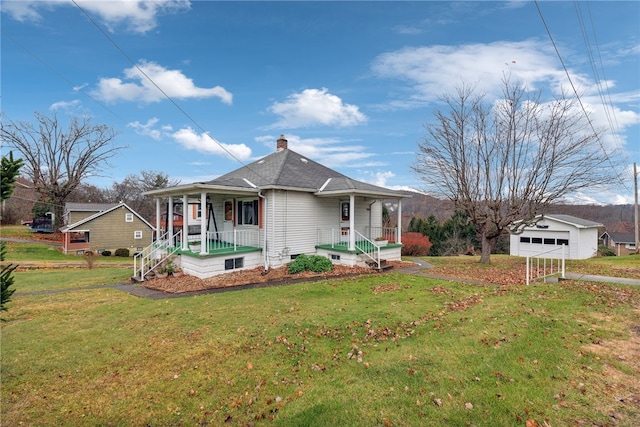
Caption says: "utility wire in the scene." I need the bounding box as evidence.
[71,0,264,183]
[1,33,123,122]
[534,0,627,189]
[574,1,621,146]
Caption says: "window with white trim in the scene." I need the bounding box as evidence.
[125,213,134,222]
[134,230,142,239]
[237,200,259,225]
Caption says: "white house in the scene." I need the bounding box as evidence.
[138,136,409,279]
[510,214,603,260]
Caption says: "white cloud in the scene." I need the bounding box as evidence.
[173,127,251,161]
[361,170,396,187]
[371,39,640,161]
[128,117,164,140]
[49,99,81,111]
[267,88,367,129]
[371,40,564,106]
[1,1,48,22]
[91,61,232,104]
[256,134,376,169]
[3,0,190,33]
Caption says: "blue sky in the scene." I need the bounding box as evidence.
[2,1,639,205]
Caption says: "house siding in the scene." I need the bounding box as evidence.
[80,208,153,254]
[260,191,386,268]
[68,211,99,225]
[270,191,318,261]
[181,251,263,279]
[510,218,599,260]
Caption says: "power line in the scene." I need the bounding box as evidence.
[1,34,123,122]
[533,0,628,190]
[70,0,263,182]
[574,1,622,146]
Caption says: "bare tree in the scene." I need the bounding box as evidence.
[108,170,180,221]
[413,78,617,263]
[1,112,122,229]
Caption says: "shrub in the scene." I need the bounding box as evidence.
[288,255,309,274]
[101,250,111,257]
[84,251,96,269]
[287,254,333,274]
[401,232,433,256]
[597,245,616,257]
[114,248,130,257]
[307,255,333,273]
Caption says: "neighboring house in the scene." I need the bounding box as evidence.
[510,214,603,260]
[64,202,119,225]
[600,231,637,256]
[60,202,155,255]
[157,199,203,236]
[141,135,410,279]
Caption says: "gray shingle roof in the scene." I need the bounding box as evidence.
[601,231,636,243]
[203,149,408,197]
[544,214,603,228]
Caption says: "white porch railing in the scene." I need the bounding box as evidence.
[134,230,182,282]
[317,227,398,248]
[185,229,261,252]
[317,228,394,269]
[209,229,261,251]
[526,244,566,285]
[367,226,398,243]
[317,228,350,248]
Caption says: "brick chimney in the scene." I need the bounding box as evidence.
[276,134,288,151]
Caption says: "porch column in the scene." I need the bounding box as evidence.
[155,198,161,241]
[182,194,189,250]
[349,194,355,251]
[397,198,402,244]
[200,192,208,255]
[168,197,174,244]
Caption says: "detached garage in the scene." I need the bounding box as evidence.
[510,214,602,260]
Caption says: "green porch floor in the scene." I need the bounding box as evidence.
[176,244,262,258]
[315,242,402,254]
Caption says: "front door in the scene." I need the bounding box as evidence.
[339,201,350,243]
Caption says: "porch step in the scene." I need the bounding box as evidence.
[365,259,394,272]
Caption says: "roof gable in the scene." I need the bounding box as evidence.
[61,202,155,232]
[65,202,119,212]
[601,231,636,243]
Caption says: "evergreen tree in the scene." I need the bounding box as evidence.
[1,151,23,316]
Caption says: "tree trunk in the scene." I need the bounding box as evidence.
[479,232,493,263]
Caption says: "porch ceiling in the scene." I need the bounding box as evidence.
[144,183,258,198]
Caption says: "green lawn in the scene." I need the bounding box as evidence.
[2,248,639,426]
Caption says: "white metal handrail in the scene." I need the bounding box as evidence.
[354,230,381,269]
[526,244,566,285]
[134,229,182,282]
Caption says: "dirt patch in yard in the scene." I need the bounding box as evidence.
[581,311,640,425]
